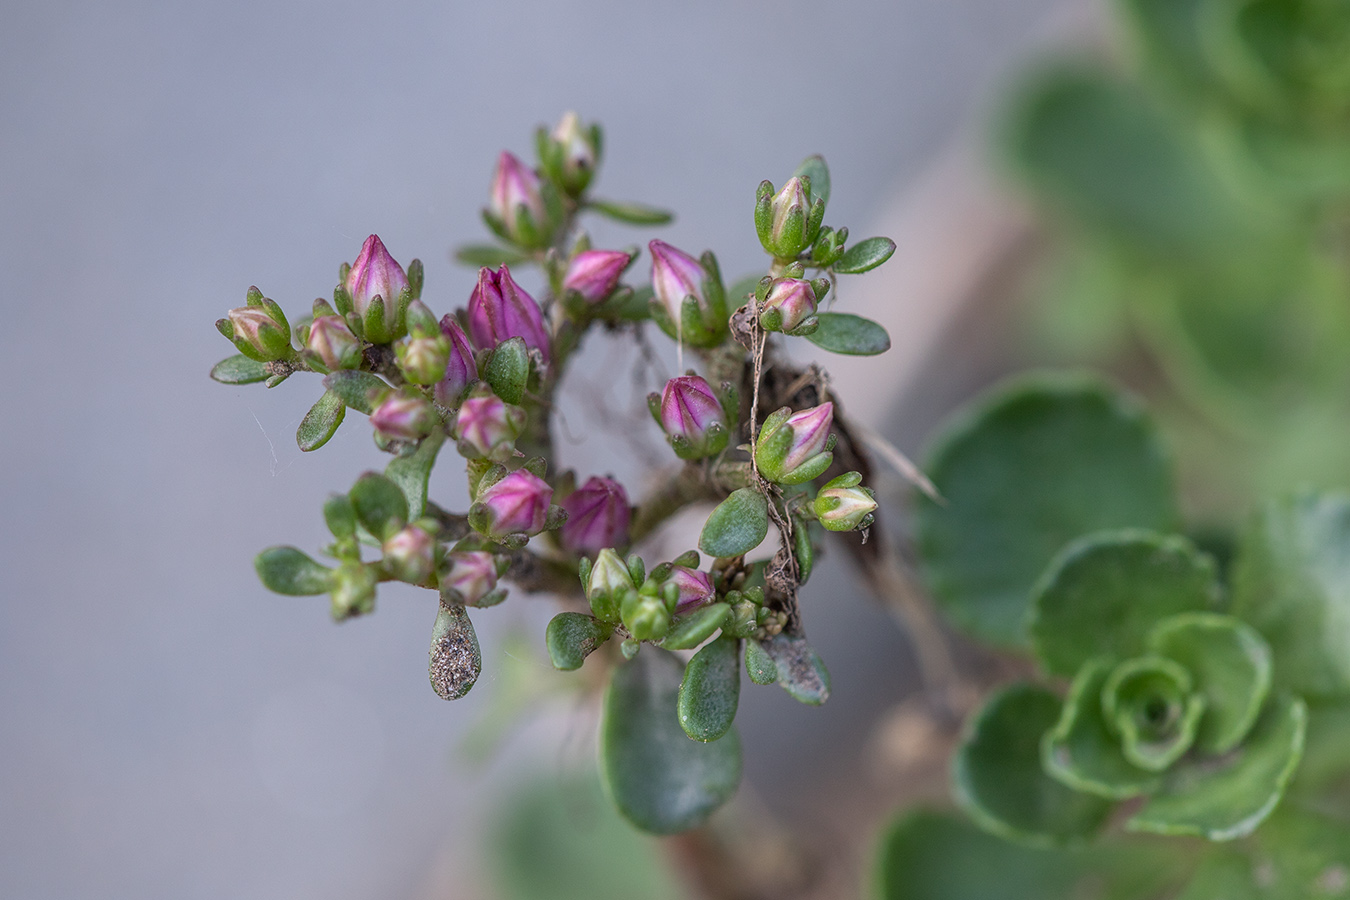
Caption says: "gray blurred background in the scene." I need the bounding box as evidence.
[0,1,1079,897]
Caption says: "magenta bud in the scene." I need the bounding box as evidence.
[760,277,818,334]
[370,393,436,441]
[441,551,500,606]
[453,390,527,460]
[434,316,478,407]
[654,375,729,460]
[345,234,409,319]
[489,152,552,248]
[382,524,436,584]
[563,249,630,304]
[475,469,554,539]
[667,565,715,614]
[649,239,707,319]
[227,306,291,360]
[467,266,552,364]
[307,314,362,370]
[754,402,835,485]
[559,476,631,556]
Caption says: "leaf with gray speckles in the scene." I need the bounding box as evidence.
[430,601,481,700]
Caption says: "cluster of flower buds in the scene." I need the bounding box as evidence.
[467,460,567,548]
[218,287,293,362]
[754,402,835,485]
[755,175,826,261]
[537,111,603,198]
[440,550,509,608]
[559,476,631,557]
[649,375,733,460]
[484,152,564,250]
[647,240,728,347]
[810,471,877,532]
[452,386,527,460]
[396,301,452,385]
[580,549,716,643]
[336,235,420,345]
[754,269,829,336]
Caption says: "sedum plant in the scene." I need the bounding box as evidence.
[210,113,901,835]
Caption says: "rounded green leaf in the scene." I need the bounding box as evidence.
[678,635,740,742]
[1127,694,1307,840]
[1102,656,1205,772]
[1031,530,1222,676]
[545,612,613,671]
[762,633,830,705]
[660,603,729,651]
[833,236,896,274]
[1232,492,1350,699]
[210,353,269,385]
[1044,659,1162,799]
[802,312,891,356]
[296,389,345,452]
[1148,613,1272,754]
[383,429,444,520]
[586,198,673,225]
[484,337,529,405]
[744,639,778,685]
[917,373,1177,647]
[954,683,1113,846]
[429,601,481,700]
[322,370,387,415]
[254,546,334,595]
[599,649,742,834]
[349,472,408,540]
[698,488,769,559]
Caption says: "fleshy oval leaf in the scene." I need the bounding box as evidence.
[699,488,769,559]
[762,633,830,705]
[349,472,409,540]
[586,198,674,225]
[296,389,346,452]
[833,236,896,274]
[254,546,334,596]
[745,639,778,685]
[545,612,613,671]
[323,370,387,415]
[803,312,891,356]
[429,601,481,700]
[1043,659,1162,799]
[210,353,269,385]
[660,603,730,651]
[677,635,740,742]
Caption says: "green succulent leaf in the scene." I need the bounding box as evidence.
[383,430,443,521]
[698,488,769,559]
[323,494,357,540]
[349,472,409,540]
[254,546,334,596]
[210,353,270,385]
[1043,659,1162,799]
[917,373,1177,647]
[1030,530,1223,676]
[744,639,778,685]
[483,337,529,405]
[1148,613,1273,754]
[429,601,481,700]
[323,370,388,415]
[1102,655,1206,772]
[296,389,345,452]
[677,635,740,742]
[802,312,891,356]
[954,683,1113,846]
[545,612,613,671]
[832,236,896,274]
[599,649,741,834]
[1127,694,1307,840]
[586,198,674,225]
[660,603,730,651]
[453,243,532,269]
[762,633,830,705]
[792,155,830,209]
[1232,492,1350,699]
[724,274,763,308]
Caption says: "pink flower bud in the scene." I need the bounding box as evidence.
[489,152,548,246]
[813,484,877,532]
[563,249,629,304]
[771,177,809,249]
[345,235,409,318]
[559,476,631,556]
[667,565,715,614]
[227,306,290,359]
[649,240,707,319]
[761,278,817,334]
[307,314,362,370]
[382,524,436,584]
[466,266,551,363]
[476,469,553,538]
[780,403,833,471]
[370,393,435,441]
[754,402,834,485]
[550,111,599,194]
[442,551,499,606]
[453,391,526,459]
[655,375,728,459]
[434,316,478,407]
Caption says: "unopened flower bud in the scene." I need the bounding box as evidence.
[666,565,715,614]
[650,375,729,460]
[587,548,637,621]
[307,314,362,370]
[330,562,377,621]
[473,468,554,540]
[760,278,818,335]
[622,591,670,642]
[755,176,825,260]
[382,524,436,584]
[345,234,410,342]
[812,472,877,532]
[397,334,451,386]
[225,305,291,360]
[563,249,630,304]
[467,266,552,364]
[542,111,601,196]
[453,389,527,460]
[487,152,557,249]
[434,316,478,407]
[755,402,835,485]
[560,476,631,556]
[647,240,727,347]
[441,551,501,606]
[370,393,436,442]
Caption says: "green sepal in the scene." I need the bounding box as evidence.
[754,180,773,248]
[833,236,896,274]
[296,389,345,451]
[1044,658,1162,798]
[545,612,614,671]
[254,546,334,596]
[323,493,357,540]
[599,649,741,834]
[1148,613,1272,754]
[802,312,891,356]
[349,471,409,540]
[792,515,815,584]
[209,354,269,385]
[1102,655,1205,772]
[586,198,674,225]
[383,429,444,520]
[744,639,778,685]
[429,600,481,700]
[678,635,741,742]
[323,370,388,415]
[763,633,830,705]
[1030,530,1223,677]
[955,682,1113,846]
[699,488,769,558]
[660,603,730,651]
[1127,695,1307,841]
[483,337,530,405]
